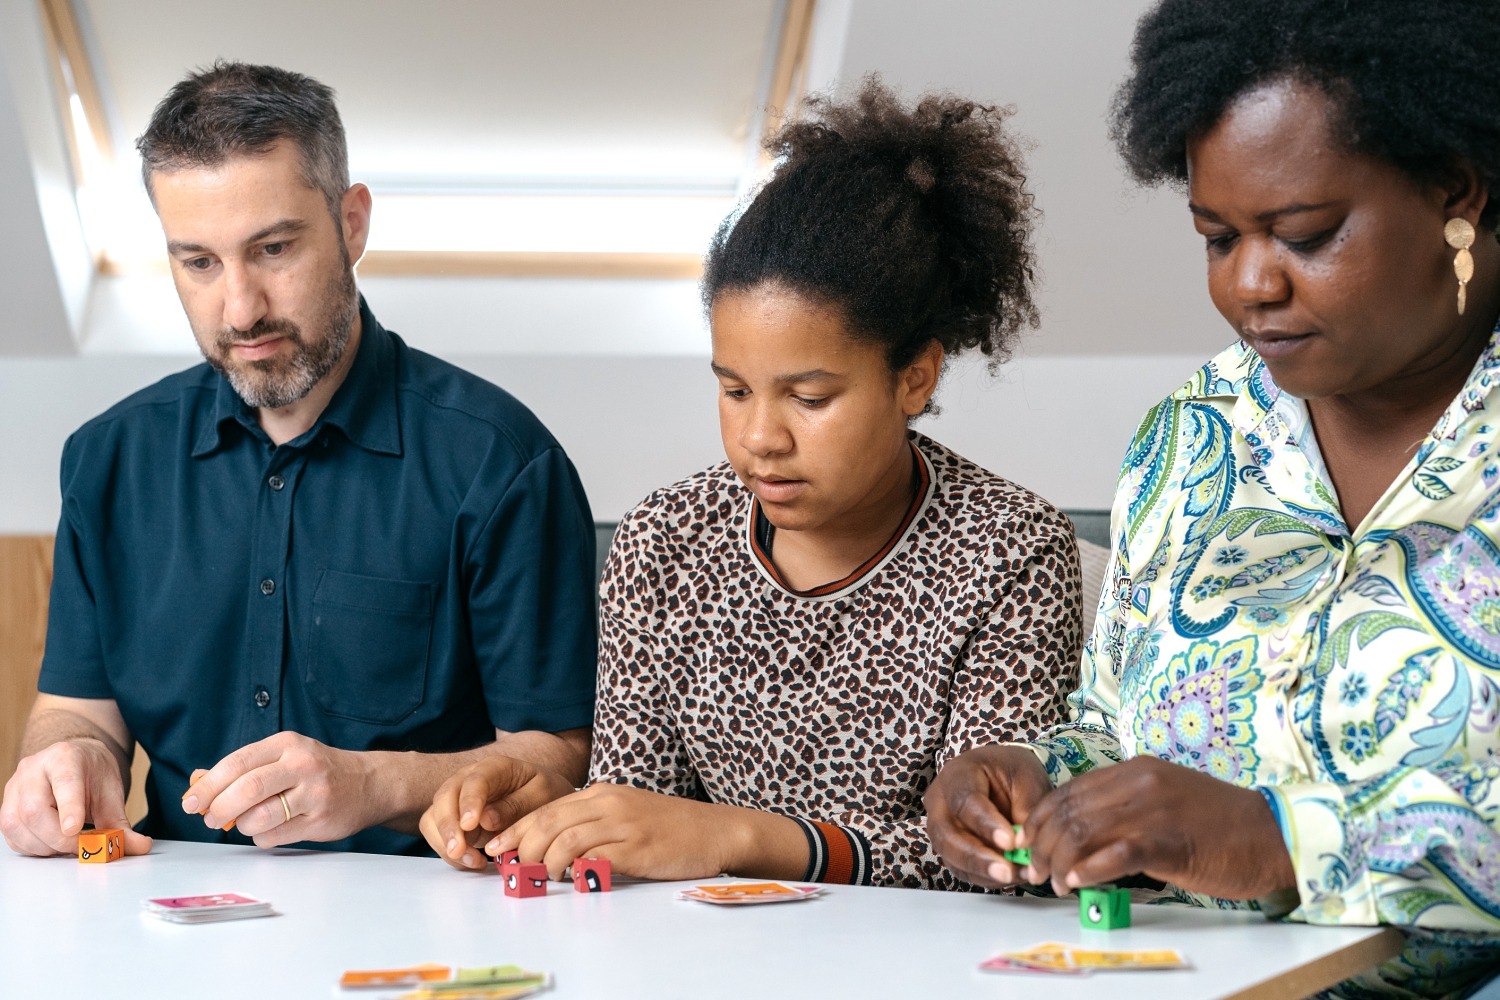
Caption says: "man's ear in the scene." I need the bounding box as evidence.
[340,183,373,264]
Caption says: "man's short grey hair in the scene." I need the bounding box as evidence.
[136,60,349,214]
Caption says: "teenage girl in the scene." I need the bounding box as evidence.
[423,79,1082,889]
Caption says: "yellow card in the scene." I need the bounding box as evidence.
[1069,947,1189,970]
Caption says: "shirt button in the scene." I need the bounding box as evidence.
[260,578,276,596]
[253,686,271,709]
[268,474,285,491]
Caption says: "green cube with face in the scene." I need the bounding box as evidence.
[1079,886,1130,930]
[1002,825,1030,865]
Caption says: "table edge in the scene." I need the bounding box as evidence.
[1217,926,1405,1000]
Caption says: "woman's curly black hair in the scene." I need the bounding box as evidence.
[1111,0,1500,230]
[703,76,1039,372]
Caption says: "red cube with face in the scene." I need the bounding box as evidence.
[572,857,612,893]
[493,849,519,871]
[502,862,548,899]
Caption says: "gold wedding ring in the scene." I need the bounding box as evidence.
[277,791,292,824]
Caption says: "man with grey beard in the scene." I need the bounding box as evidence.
[0,63,597,859]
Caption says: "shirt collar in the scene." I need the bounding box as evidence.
[192,296,402,457]
[1225,322,1500,464]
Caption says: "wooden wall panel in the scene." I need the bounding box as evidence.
[1,536,52,787]
[0,536,148,825]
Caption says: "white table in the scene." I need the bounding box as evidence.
[0,841,1400,998]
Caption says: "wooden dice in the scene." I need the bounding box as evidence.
[572,857,612,893]
[1080,885,1130,930]
[78,828,124,864]
[502,862,548,898]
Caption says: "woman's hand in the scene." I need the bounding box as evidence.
[1022,755,1296,899]
[488,783,806,882]
[924,744,1055,888]
[420,756,575,871]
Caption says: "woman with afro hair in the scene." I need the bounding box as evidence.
[421,78,1083,890]
[929,0,1500,994]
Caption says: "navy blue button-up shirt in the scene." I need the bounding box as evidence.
[39,300,597,854]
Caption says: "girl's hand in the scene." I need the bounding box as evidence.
[489,783,805,882]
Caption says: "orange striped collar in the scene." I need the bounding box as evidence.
[745,442,934,601]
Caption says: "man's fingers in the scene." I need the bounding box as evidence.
[46,763,90,838]
[1,805,63,857]
[90,808,153,856]
[184,739,285,820]
[250,812,315,850]
[12,794,72,856]
[86,765,150,856]
[230,792,300,839]
[200,764,294,832]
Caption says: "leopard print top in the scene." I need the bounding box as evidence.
[589,432,1081,889]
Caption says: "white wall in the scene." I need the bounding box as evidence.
[0,342,1199,533]
[0,0,1235,533]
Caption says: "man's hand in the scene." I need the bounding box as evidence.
[924,744,1055,888]
[182,732,375,848]
[1022,755,1296,899]
[1,738,153,857]
[489,784,795,882]
[420,757,575,871]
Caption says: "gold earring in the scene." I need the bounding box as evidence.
[1445,217,1476,316]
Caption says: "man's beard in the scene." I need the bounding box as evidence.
[204,258,358,410]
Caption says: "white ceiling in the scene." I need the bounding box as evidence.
[3,0,1228,360]
[78,0,780,190]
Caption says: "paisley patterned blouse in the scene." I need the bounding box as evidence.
[1032,333,1500,995]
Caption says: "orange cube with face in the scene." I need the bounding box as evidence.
[78,828,124,864]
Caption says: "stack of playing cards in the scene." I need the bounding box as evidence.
[142,892,276,923]
[675,881,824,906]
[981,941,1189,975]
[339,963,549,999]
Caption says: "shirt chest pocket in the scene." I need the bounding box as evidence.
[306,570,435,725]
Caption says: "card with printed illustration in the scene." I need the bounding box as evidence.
[142,892,275,923]
[981,941,1189,975]
[675,881,824,905]
[1068,946,1189,971]
[978,955,1087,976]
[339,964,453,988]
[392,987,545,1000]
[1005,941,1080,972]
[391,966,550,1000]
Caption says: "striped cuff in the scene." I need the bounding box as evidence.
[793,817,873,885]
